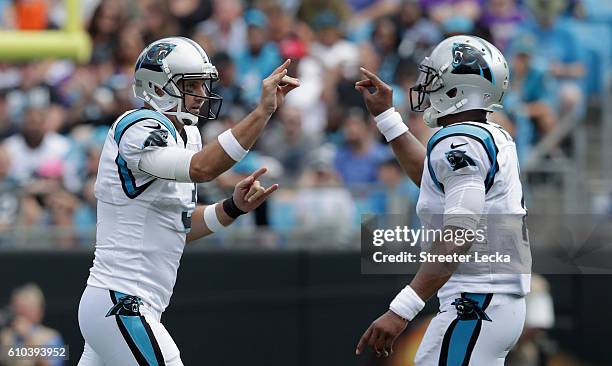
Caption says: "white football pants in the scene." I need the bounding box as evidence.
[77,285,183,366]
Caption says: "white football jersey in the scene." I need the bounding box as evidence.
[88,108,201,313]
[416,121,531,298]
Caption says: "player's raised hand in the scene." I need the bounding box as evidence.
[258,59,300,116]
[355,67,394,117]
[232,167,279,212]
[355,310,408,358]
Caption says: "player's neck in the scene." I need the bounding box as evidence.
[438,110,488,127]
[168,117,184,134]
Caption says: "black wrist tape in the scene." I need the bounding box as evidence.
[222,196,247,219]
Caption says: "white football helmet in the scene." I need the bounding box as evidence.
[133,37,222,126]
[410,35,509,128]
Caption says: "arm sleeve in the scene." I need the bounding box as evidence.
[117,119,194,182]
[138,147,195,182]
[429,135,489,230]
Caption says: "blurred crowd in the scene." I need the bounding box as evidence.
[0,283,65,366]
[0,0,611,247]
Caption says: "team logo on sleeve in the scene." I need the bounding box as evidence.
[143,129,169,148]
[445,144,476,171]
[451,43,494,84]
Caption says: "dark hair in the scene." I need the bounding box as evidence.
[212,52,232,66]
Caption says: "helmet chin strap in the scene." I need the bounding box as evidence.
[423,98,468,128]
[141,90,199,126]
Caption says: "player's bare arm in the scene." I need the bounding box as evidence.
[355,225,478,358]
[355,67,426,186]
[188,60,300,182]
[186,168,278,242]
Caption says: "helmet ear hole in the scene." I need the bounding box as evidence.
[446,88,457,98]
[154,86,165,97]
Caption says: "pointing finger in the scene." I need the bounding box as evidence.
[271,59,291,75]
[360,67,386,87]
[250,167,268,181]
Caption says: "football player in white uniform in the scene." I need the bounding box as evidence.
[355,35,530,365]
[77,37,299,365]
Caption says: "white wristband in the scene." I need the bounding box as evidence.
[204,204,224,233]
[389,285,425,321]
[218,129,248,162]
[374,107,408,142]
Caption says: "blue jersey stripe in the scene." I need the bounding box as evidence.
[115,155,154,198]
[112,109,173,199]
[114,108,177,144]
[426,123,499,193]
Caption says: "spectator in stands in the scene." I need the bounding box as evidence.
[515,0,585,115]
[347,0,400,21]
[371,17,401,84]
[259,106,321,183]
[87,0,128,64]
[310,10,360,76]
[44,187,80,248]
[211,52,245,118]
[440,12,492,40]
[374,158,419,215]
[280,37,327,136]
[295,146,356,244]
[505,35,557,142]
[73,176,97,246]
[167,0,212,36]
[195,0,246,57]
[395,0,442,63]
[0,0,13,28]
[6,62,64,132]
[62,64,116,129]
[479,0,524,52]
[3,107,73,188]
[233,9,281,107]
[0,146,20,233]
[334,108,390,186]
[138,0,180,45]
[0,283,65,366]
[258,1,292,44]
[297,0,349,26]
[421,0,484,25]
[0,89,15,139]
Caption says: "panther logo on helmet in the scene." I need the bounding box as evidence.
[451,43,494,84]
[136,43,177,72]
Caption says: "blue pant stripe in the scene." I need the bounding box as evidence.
[439,293,492,366]
[110,291,164,365]
[118,315,161,366]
